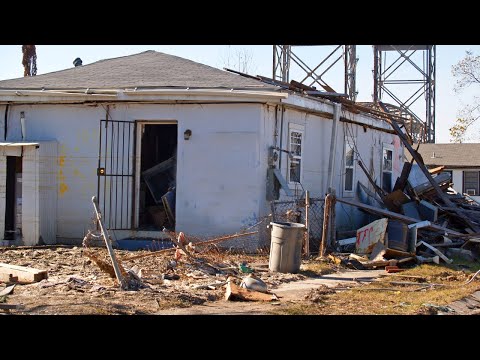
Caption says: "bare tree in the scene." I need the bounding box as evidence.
[450,51,480,142]
[22,45,37,77]
[221,46,257,75]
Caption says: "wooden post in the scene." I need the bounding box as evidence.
[304,190,310,257]
[91,196,127,290]
[329,192,336,250]
[320,193,332,257]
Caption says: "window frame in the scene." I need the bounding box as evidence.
[343,136,355,193]
[463,170,479,196]
[287,123,304,186]
[382,143,394,193]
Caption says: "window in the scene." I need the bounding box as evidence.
[382,146,393,193]
[463,171,479,196]
[344,138,355,192]
[288,124,303,185]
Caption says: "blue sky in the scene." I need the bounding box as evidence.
[1,45,478,143]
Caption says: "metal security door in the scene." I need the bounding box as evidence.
[97,119,136,229]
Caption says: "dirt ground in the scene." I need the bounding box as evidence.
[0,246,314,315]
[1,245,479,315]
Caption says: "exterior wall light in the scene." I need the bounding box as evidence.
[184,129,192,140]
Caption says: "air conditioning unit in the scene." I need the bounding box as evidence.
[466,189,476,196]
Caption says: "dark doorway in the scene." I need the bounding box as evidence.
[4,156,22,240]
[139,124,177,230]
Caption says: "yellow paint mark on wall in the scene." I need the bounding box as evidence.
[73,168,86,179]
[58,155,66,167]
[59,183,69,196]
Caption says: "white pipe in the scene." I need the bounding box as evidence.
[326,103,341,193]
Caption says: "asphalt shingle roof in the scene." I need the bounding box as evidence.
[405,143,480,167]
[0,50,276,90]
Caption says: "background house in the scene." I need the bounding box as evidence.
[0,51,403,249]
[405,143,480,203]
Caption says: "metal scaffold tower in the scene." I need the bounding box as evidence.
[272,45,358,101]
[373,45,436,143]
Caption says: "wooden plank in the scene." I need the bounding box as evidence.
[225,278,275,302]
[384,190,411,213]
[379,101,480,233]
[0,273,18,283]
[0,304,23,310]
[417,241,453,264]
[393,161,413,192]
[336,197,464,236]
[356,218,388,254]
[429,166,445,175]
[91,196,126,289]
[0,263,47,283]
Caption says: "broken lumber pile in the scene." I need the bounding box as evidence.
[332,103,480,268]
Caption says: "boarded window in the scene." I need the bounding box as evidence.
[463,171,479,196]
[344,139,355,191]
[382,147,393,193]
[288,126,303,184]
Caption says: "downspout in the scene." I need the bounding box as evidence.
[327,103,341,193]
[4,104,9,141]
[278,104,285,171]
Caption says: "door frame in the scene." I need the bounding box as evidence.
[134,120,178,229]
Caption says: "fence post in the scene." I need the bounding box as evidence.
[329,191,336,250]
[304,190,310,257]
[320,193,332,257]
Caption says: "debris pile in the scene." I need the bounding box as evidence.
[332,105,480,270]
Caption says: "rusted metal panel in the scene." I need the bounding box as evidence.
[355,218,388,254]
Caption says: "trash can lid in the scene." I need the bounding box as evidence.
[269,221,306,229]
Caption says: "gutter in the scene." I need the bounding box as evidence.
[0,88,287,98]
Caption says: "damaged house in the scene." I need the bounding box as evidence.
[405,143,480,203]
[0,51,404,249]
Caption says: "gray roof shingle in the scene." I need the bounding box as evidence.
[0,50,276,90]
[405,143,480,167]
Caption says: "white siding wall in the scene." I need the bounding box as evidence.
[4,103,265,243]
[39,141,58,244]
[269,103,403,232]
[22,145,40,245]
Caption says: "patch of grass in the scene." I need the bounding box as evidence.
[269,302,324,315]
[300,261,336,277]
[271,263,480,315]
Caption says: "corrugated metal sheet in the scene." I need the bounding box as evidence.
[38,141,57,244]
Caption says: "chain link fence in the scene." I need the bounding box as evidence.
[270,197,325,254]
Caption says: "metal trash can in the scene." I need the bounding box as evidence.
[268,222,306,273]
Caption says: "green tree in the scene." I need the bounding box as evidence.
[450,51,480,142]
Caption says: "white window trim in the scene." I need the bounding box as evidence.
[343,136,356,194]
[287,123,304,187]
[463,170,480,195]
[382,143,394,192]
